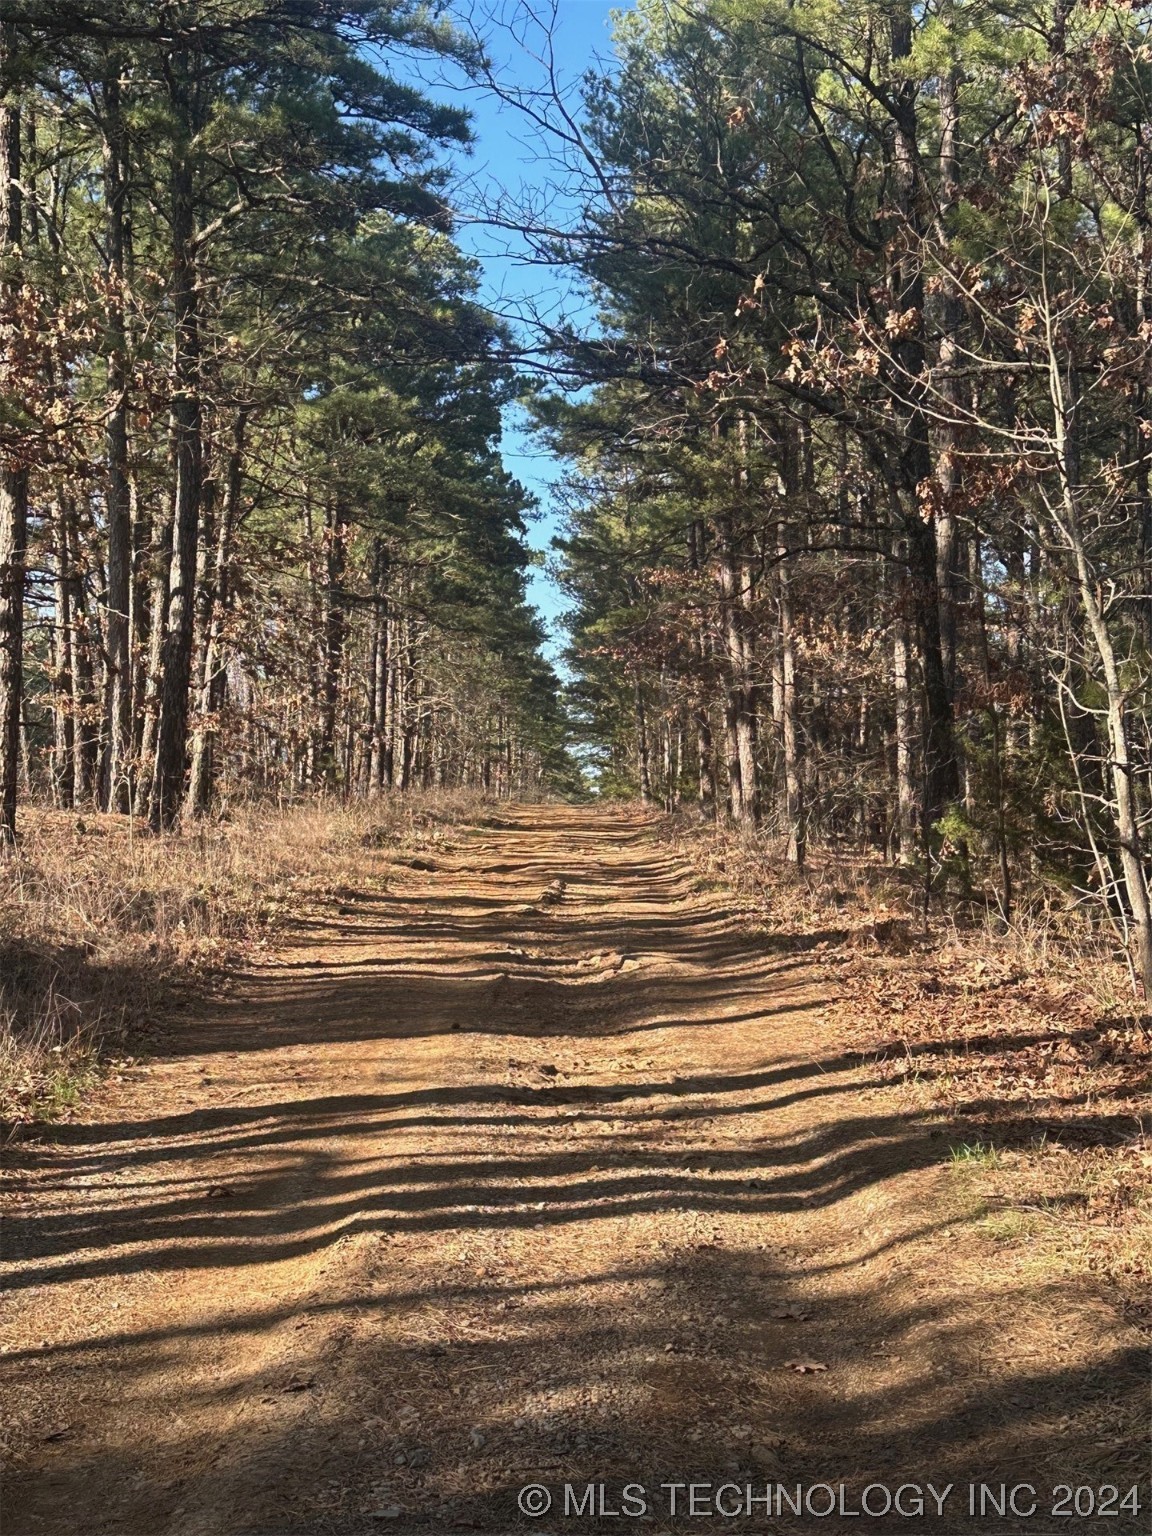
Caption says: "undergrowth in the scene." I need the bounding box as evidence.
[0,792,489,1128]
[664,812,1152,1311]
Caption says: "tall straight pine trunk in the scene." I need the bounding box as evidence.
[368,540,390,793]
[151,68,203,829]
[102,65,134,813]
[186,406,247,816]
[319,496,348,785]
[51,502,75,807]
[717,512,759,823]
[888,3,960,845]
[687,521,716,812]
[777,527,803,866]
[0,25,27,843]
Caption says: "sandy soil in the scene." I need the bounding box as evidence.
[1,806,1147,1535]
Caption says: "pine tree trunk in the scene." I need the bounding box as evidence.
[52,503,75,808]
[736,553,759,822]
[889,1,960,838]
[68,516,100,807]
[907,514,959,834]
[369,541,390,793]
[186,407,246,816]
[634,675,652,804]
[687,521,715,812]
[129,474,148,762]
[396,609,413,792]
[1134,129,1152,648]
[384,605,398,790]
[0,27,27,844]
[717,513,758,822]
[133,490,173,818]
[151,73,203,829]
[102,65,133,813]
[934,61,963,699]
[695,707,715,812]
[661,688,673,810]
[184,473,218,818]
[778,530,804,867]
[894,608,916,865]
[319,497,347,785]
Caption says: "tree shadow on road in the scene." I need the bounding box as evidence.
[4,810,1147,1536]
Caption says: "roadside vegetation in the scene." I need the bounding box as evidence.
[531,0,1152,1009]
[0,793,489,1127]
[0,4,579,1129]
[665,813,1152,1314]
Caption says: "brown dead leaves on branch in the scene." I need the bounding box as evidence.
[0,283,98,472]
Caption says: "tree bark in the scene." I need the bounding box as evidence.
[319,495,347,785]
[778,527,804,866]
[687,521,716,812]
[102,64,133,813]
[893,604,916,864]
[717,511,759,823]
[888,3,960,838]
[151,67,203,829]
[186,407,247,816]
[133,487,173,817]
[51,502,75,808]
[368,539,390,793]
[634,674,652,804]
[0,23,27,844]
[69,550,99,807]
[183,470,219,818]
[1134,126,1152,648]
[934,60,963,698]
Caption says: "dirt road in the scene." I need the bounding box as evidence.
[2,807,1147,1534]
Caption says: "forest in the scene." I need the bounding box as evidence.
[532,0,1152,1001]
[0,0,572,841]
[6,0,1148,993]
[2,3,1150,1531]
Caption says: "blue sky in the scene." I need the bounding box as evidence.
[413,0,625,663]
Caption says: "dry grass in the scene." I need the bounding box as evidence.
[663,813,1152,1311]
[0,792,490,1127]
